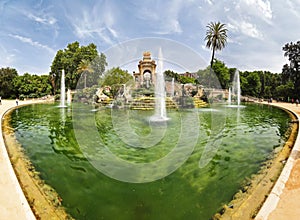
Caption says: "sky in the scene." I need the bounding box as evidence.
[0,0,299,75]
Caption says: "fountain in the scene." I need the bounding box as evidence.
[67,89,72,105]
[171,78,175,97]
[58,69,67,108]
[149,48,169,122]
[228,88,232,104]
[227,70,245,108]
[232,70,241,106]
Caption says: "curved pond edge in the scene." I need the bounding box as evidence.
[2,101,298,220]
[255,103,300,220]
[0,100,43,220]
[213,102,298,219]
[2,103,72,220]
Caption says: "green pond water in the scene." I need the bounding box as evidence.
[7,103,290,220]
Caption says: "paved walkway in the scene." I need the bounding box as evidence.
[0,99,44,220]
[256,102,300,220]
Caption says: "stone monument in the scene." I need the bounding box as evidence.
[133,52,157,88]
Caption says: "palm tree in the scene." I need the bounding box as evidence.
[77,59,94,88]
[205,21,228,87]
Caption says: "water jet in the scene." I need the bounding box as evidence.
[58,69,67,108]
[149,48,169,122]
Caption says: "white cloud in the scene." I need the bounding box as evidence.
[136,0,185,35]
[9,34,55,54]
[0,45,15,67]
[27,13,57,25]
[154,19,182,35]
[240,21,263,39]
[224,6,230,12]
[204,0,213,5]
[227,23,239,32]
[234,0,273,24]
[286,0,300,18]
[228,19,263,40]
[66,1,119,45]
[244,0,272,19]
[2,0,300,74]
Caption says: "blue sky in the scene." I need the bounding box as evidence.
[0,0,299,75]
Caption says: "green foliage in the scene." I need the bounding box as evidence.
[205,22,228,67]
[100,67,134,98]
[282,41,300,97]
[196,61,231,89]
[1,38,299,102]
[49,41,107,93]
[212,60,230,89]
[205,22,228,52]
[0,67,52,99]
[205,21,228,88]
[74,85,98,103]
[196,67,210,86]
[275,81,294,100]
[164,70,196,84]
[13,73,52,98]
[131,87,155,97]
[240,71,261,97]
[180,76,195,84]
[0,67,18,98]
[258,71,282,98]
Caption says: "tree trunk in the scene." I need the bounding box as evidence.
[208,47,216,88]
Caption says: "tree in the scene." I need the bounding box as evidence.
[164,70,178,81]
[211,59,230,89]
[100,67,134,98]
[91,53,107,80]
[77,59,94,88]
[205,21,228,87]
[282,41,300,96]
[282,64,292,85]
[196,67,210,86]
[261,71,281,99]
[0,67,18,98]
[240,71,261,97]
[164,70,196,84]
[49,41,106,92]
[13,73,52,98]
[276,82,294,101]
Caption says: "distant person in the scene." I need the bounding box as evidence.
[296,99,299,107]
[16,98,19,106]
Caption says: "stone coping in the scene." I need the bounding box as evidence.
[255,102,300,219]
[0,99,50,220]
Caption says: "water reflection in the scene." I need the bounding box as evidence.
[6,103,291,220]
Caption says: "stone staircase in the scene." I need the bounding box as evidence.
[130,97,178,110]
[193,97,208,108]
